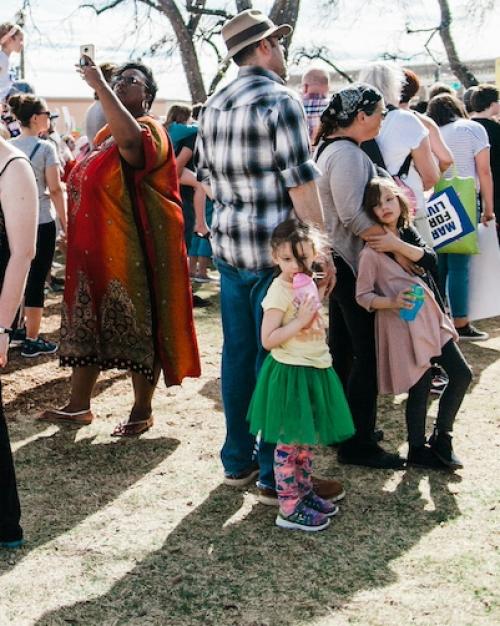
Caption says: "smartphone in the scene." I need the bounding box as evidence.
[79,44,95,67]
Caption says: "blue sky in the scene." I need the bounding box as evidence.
[2,0,499,99]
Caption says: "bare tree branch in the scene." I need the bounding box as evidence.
[293,46,353,83]
[80,0,130,15]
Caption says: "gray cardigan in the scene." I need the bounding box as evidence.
[315,139,376,274]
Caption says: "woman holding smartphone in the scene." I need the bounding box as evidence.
[39,56,200,436]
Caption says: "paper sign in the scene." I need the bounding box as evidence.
[425,187,474,249]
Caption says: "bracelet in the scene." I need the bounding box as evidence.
[0,326,12,334]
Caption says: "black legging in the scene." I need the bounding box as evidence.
[0,381,22,543]
[329,255,378,443]
[406,339,472,447]
[24,221,56,308]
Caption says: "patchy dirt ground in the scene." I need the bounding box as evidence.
[0,283,499,626]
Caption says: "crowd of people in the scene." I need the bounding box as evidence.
[0,7,499,546]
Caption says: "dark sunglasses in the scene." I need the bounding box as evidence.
[111,75,146,88]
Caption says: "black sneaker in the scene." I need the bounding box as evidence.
[428,429,463,469]
[457,324,489,342]
[21,337,58,358]
[9,326,26,348]
[407,444,448,469]
[338,441,406,470]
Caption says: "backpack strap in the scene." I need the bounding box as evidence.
[28,140,42,161]
[360,139,386,170]
[314,136,358,161]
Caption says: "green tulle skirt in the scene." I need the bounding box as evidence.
[247,355,355,445]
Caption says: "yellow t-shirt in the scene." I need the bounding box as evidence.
[262,277,332,369]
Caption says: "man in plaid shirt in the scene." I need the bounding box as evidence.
[196,10,340,504]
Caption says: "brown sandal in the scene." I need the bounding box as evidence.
[37,408,95,426]
[111,415,154,437]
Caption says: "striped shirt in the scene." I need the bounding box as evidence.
[195,66,320,270]
[302,93,329,141]
[440,119,490,186]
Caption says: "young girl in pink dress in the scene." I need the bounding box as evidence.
[356,178,472,470]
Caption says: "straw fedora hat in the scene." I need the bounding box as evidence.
[222,9,292,61]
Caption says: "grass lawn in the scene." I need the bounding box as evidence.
[0,282,499,626]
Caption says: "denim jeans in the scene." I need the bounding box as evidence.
[217,259,276,488]
[438,253,470,319]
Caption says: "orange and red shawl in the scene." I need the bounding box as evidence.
[60,116,200,385]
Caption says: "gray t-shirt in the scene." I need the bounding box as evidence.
[10,135,59,224]
[316,139,376,274]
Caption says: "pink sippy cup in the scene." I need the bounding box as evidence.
[292,273,322,310]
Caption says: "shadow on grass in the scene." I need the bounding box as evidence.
[34,466,460,626]
[0,429,179,576]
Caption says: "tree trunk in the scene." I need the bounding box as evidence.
[269,0,300,56]
[158,0,207,102]
[437,0,478,88]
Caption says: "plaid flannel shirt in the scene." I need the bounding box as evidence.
[195,66,321,270]
[302,93,330,142]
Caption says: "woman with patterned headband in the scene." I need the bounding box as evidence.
[314,83,406,470]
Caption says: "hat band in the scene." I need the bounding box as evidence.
[225,21,273,51]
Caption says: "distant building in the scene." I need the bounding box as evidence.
[289,58,497,98]
[43,96,189,136]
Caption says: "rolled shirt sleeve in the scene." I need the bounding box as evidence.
[272,96,321,188]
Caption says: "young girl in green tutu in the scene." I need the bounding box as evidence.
[246,219,355,532]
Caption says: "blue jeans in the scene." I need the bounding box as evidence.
[437,253,470,319]
[217,258,275,489]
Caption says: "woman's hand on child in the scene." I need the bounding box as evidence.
[393,289,414,310]
[296,294,318,328]
[365,229,401,253]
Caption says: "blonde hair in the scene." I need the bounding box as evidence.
[358,62,404,107]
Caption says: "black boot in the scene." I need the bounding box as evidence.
[428,429,463,469]
[407,444,448,470]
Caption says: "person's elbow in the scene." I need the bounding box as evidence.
[261,336,273,351]
[439,156,453,172]
[49,184,64,199]
[421,169,440,190]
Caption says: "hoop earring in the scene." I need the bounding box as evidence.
[141,99,150,113]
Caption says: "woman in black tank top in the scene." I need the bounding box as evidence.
[0,137,37,548]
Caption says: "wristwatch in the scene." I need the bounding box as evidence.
[0,326,11,334]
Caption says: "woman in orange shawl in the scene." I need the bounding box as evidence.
[39,60,200,436]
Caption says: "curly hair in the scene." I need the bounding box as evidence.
[114,62,158,107]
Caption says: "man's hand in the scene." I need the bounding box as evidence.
[315,254,336,296]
